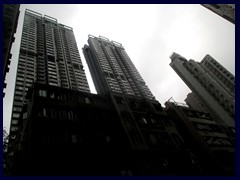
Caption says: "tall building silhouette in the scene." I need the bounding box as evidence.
[9,9,90,142]
[170,53,235,130]
[83,35,155,100]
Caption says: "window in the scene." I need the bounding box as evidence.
[59,111,67,120]
[16,81,24,86]
[11,126,18,132]
[68,111,74,120]
[204,136,232,146]
[23,112,27,119]
[12,120,18,125]
[39,108,48,118]
[15,91,23,96]
[13,107,22,112]
[196,124,211,131]
[141,117,148,124]
[26,78,33,83]
[39,89,47,97]
[50,109,58,119]
[16,86,24,90]
[13,101,22,106]
[13,113,20,118]
[14,96,23,101]
[25,83,32,87]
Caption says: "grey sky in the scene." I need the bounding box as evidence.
[3,4,235,133]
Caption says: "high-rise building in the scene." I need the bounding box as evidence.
[9,9,90,142]
[3,4,20,97]
[169,53,235,129]
[83,35,155,100]
[185,53,235,114]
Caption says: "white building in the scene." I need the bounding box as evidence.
[169,52,235,130]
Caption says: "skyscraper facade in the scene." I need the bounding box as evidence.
[83,35,155,100]
[9,9,90,141]
[169,53,235,129]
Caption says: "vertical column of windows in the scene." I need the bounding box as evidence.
[207,60,235,95]
[28,19,37,52]
[36,18,46,84]
[45,21,60,87]
[54,27,68,88]
[121,50,144,82]
[110,47,135,96]
[61,29,78,90]
[58,27,70,89]
[119,49,155,99]
[113,49,141,97]
[91,39,123,93]
[65,30,89,92]
[90,38,113,74]
[45,23,55,56]
[100,43,122,93]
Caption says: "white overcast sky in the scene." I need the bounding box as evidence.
[3,4,235,132]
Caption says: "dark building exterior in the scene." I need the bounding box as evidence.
[3,4,20,96]
[165,99,235,175]
[83,35,155,100]
[9,9,90,147]
[6,8,235,176]
[13,83,129,175]
[11,83,202,175]
[170,53,235,130]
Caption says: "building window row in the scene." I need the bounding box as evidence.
[183,109,211,120]
[202,136,233,147]
[193,122,224,133]
[39,108,76,121]
[137,116,165,129]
